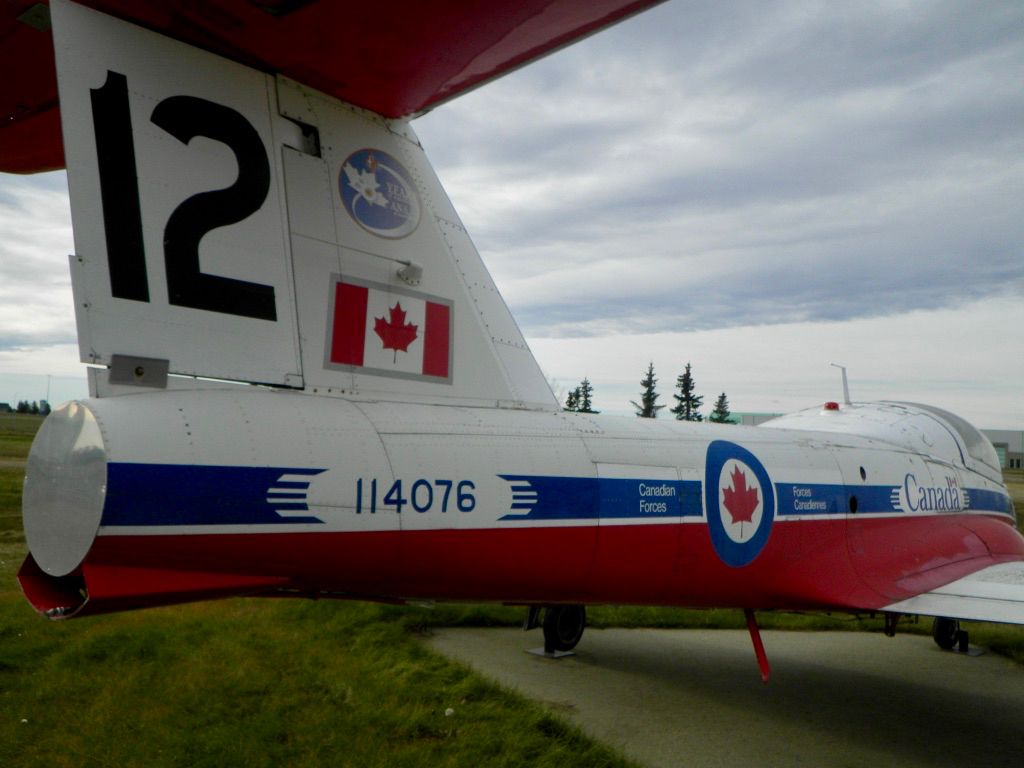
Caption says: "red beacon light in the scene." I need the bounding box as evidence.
[824,401,840,411]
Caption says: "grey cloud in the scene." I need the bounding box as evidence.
[416,1,1024,337]
[0,332,78,351]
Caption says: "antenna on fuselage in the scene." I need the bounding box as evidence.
[829,363,851,405]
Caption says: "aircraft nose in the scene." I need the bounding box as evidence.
[22,401,107,577]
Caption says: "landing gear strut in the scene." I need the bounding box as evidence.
[932,616,968,652]
[525,605,586,655]
[543,605,586,654]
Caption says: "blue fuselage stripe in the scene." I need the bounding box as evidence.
[98,464,1011,527]
[103,463,326,526]
[498,475,702,521]
[500,476,1012,522]
[775,484,899,516]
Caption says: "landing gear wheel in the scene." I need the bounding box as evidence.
[543,605,586,653]
[932,617,960,650]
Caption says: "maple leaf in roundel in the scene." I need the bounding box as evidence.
[723,465,759,525]
[374,302,419,362]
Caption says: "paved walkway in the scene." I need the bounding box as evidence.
[426,627,1024,767]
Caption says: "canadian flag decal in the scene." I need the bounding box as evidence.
[328,277,452,381]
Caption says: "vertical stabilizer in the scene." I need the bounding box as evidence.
[52,0,556,410]
[276,77,555,409]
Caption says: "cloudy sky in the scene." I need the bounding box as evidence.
[2,0,1023,427]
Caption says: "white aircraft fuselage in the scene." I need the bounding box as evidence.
[21,390,1018,621]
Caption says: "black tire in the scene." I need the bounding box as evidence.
[932,617,960,650]
[543,605,586,652]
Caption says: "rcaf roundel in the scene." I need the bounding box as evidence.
[326,276,453,383]
[705,441,775,567]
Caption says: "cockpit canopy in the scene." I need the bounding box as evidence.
[889,402,1002,478]
[763,401,1003,482]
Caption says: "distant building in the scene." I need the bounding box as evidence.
[983,430,1024,470]
[734,412,784,426]
[0,403,11,413]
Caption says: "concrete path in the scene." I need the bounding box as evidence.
[425,627,1024,767]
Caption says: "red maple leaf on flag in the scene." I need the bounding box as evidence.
[374,302,419,362]
[723,465,759,525]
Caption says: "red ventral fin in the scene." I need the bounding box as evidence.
[20,554,290,620]
[744,609,771,683]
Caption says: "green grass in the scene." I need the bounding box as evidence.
[0,598,638,768]
[3,416,1024,765]
[0,467,25,537]
[0,413,43,460]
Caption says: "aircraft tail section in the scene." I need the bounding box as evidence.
[53,0,555,410]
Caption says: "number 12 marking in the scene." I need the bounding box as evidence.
[90,70,277,321]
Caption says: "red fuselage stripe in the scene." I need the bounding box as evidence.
[85,514,1024,612]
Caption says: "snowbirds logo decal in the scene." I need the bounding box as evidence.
[340,148,421,238]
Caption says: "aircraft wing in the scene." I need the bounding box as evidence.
[885,562,1024,625]
[0,0,661,173]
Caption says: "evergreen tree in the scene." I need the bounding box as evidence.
[709,392,732,423]
[578,378,598,413]
[630,362,664,418]
[16,401,29,414]
[29,401,39,415]
[39,400,51,416]
[670,362,703,422]
[564,387,581,412]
